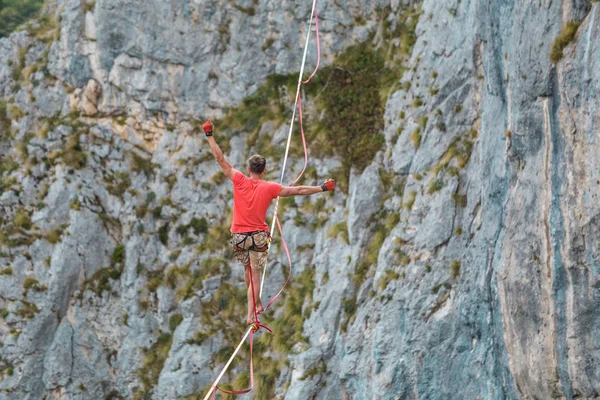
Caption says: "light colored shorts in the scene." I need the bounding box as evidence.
[231,231,270,270]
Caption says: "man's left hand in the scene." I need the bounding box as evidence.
[321,178,335,192]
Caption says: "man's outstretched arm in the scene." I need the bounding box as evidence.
[203,121,237,180]
[279,179,335,197]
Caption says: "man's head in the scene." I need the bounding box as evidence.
[248,154,266,177]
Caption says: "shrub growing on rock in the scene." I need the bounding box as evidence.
[550,22,581,62]
[0,0,45,38]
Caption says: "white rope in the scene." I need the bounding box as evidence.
[262,0,317,296]
[202,2,318,398]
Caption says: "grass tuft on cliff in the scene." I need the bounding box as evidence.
[135,333,173,400]
[550,22,581,63]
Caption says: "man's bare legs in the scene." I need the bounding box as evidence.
[236,246,269,325]
[245,264,264,325]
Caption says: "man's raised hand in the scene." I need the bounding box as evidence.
[203,120,214,137]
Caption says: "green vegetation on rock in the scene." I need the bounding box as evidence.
[111,244,125,265]
[327,221,349,244]
[0,0,45,38]
[378,269,400,291]
[135,333,173,400]
[131,152,156,176]
[106,173,130,198]
[158,223,170,246]
[0,101,11,138]
[85,266,122,297]
[411,128,422,149]
[550,22,580,63]
[450,260,461,278]
[45,229,62,244]
[13,209,32,230]
[404,190,417,210]
[303,44,388,173]
[169,313,183,332]
[23,277,46,292]
[16,300,39,318]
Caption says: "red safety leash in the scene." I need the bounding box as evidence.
[264,215,293,310]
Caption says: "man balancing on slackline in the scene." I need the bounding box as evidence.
[202,120,335,325]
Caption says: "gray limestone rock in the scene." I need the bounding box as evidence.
[413,178,458,249]
[42,319,73,390]
[347,162,383,243]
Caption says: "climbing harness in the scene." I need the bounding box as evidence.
[203,0,321,398]
[231,231,271,253]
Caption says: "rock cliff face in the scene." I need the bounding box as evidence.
[1,0,600,399]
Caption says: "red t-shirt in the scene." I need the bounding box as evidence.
[231,171,283,233]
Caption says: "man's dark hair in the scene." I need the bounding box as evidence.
[248,154,266,174]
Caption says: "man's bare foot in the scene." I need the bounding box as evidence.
[247,316,258,325]
[256,305,265,314]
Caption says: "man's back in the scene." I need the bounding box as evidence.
[231,171,282,233]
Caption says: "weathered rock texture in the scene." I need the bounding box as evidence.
[1,0,600,399]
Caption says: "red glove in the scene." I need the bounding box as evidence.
[203,120,214,136]
[321,179,335,192]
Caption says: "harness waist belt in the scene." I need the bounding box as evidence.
[233,231,270,253]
